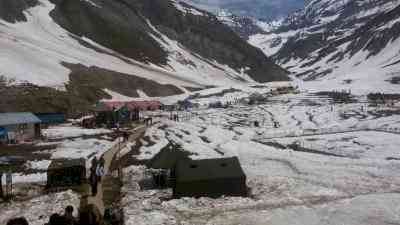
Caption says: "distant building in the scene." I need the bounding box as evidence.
[0,112,41,144]
[93,100,161,127]
[173,157,247,198]
[35,113,65,125]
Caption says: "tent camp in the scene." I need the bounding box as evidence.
[147,145,190,170]
[146,145,190,188]
[173,157,247,198]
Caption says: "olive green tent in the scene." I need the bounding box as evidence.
[47,158,86,188]
[173,157,247,198]
[146,144,190,170]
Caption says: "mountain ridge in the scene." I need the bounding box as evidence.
[247,0,400,93]
[0,0,289,113]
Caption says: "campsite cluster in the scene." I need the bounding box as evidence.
[2,83,400,225]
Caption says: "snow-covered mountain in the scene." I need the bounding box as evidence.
[181,0,305,21]
[216,10,266,39]
[249,0,400,94]
[0,0,288,113]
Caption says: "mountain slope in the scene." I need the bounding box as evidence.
[0,0,289,92]
[249,0,400,93]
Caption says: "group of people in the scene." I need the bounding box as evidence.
[171,114,179,121]
[144,117,153,126]
[90,157,105,196]
[7,205,79,225]
[6,204,123,225]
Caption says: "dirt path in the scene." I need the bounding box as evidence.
[86,126,146,215]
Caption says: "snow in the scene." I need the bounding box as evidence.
[1,172,47,184]
[50,137,119,171]
[158,82,294,106]
[80,0,100,8]
[249,29,300,56]
[0,190,80,225]
[173,0,205,16]
[286,35,400,95]
[146,19,255,86]
[0,0,261,90]
[137,89,149,98]
[43,123,112,139]
[248,0,400,94]
[25,160,52,171]
[103,89,137,102]
[0,0,244,89]
[121,92,400,224]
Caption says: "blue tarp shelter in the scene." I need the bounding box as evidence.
[35,113,65,124]
[0,127,6,137]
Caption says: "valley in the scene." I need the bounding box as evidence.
[1,0,400,224]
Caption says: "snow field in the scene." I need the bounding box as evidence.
[121,92,400,224]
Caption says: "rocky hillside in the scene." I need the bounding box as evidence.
[0,0,288,113]
[216,10,266,39]
[249,0,400,93]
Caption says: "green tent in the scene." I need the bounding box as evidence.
[47,158,86,188]
[173,157,247,198]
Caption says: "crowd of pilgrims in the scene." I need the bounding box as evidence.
[6,204,123,225]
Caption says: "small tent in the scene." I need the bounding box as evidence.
[47,158,86,188]
[173,157,247,198]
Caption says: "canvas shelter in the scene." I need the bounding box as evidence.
[147,146,190,170]
[173,157,247,198]
[146,145,190,188]
[0,112,41,143]
[47,158,86,188]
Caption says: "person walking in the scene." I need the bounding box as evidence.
[90,157,98,196]
[90,158,98,175]
[90,170,98,196]
[0,171,3,199]
[96,157,105,182]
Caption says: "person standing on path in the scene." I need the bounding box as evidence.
[90,157,98,196]
[96,158,105,182]
[0,171,3,199]
[90,157,98,176]
[64,205,77,225]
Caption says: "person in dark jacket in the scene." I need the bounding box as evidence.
[90,157,99,196]
[6,217,29,225]
[78,204,102,225]
[0,171,3,199]
[64,205,77,225]
[44,213,70,225]
[90,171,98,196]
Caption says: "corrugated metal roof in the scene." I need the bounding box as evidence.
[0,112,41,126]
